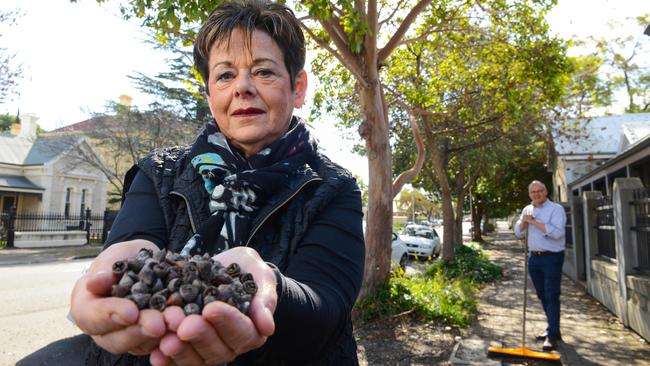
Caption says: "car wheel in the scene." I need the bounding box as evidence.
[399,253,408,269]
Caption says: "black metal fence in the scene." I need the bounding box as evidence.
[632,189,650,273]
[595,196,616,259]
[0,207,118,248]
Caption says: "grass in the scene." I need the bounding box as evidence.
[355,242,502,328]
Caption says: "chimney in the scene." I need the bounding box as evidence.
[119,94,133,109]
[19,114,39,140]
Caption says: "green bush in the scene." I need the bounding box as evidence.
[355,243,501,327]
[356,267,477,327]
[427,242,502,283]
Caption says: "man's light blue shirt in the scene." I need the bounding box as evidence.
[514,199,566,252]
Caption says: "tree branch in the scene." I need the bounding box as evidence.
[300,22,367,87]
[392,113,426,198]
[378,0,433,64]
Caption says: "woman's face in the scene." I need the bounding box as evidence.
[206,28,307,157]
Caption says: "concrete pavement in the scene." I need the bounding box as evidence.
[0,245,102,266]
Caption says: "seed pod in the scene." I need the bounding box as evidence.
[165,251,183,263]
[230,279,244,293]
[197,260,213,282]
[213,268,233,285]
[112,260,128,276]
[184,303,201,316]
[166,268,180,283]
[118,273,136,288]
[154,289,170,299]
[167,292,184,307]
[217,284,234,302]
[153,263,169,279]
[243,280,258,295]
[167,278,181,293]
[238,301,250,315]
[151,278,164,293]
[182,263,199,283]
[203,286,219,298]
[226,263,241,277]
[179,284,199,303]
[192,279,206,293]
[153,248,167,263]
[111,284,130,298]
[149,294,167,311]
[211,261,224,271]
[131,281,150,294]
[128,293,151,309]
[204,295,217,305]
[138,266,156,286]
[136,248,153,262]
[127,257,144,273]
[240,272,253,283]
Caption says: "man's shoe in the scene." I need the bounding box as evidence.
[535,331,547,341]
[542,337,558,351]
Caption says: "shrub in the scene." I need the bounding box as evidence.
[427,242,502,283]
[355,243,501,327]
[356,267,477,327]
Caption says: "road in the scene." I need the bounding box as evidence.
[0,259,92,366]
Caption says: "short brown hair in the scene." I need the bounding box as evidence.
[193,0,306,93]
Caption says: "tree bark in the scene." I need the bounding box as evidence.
[358,82,393,300]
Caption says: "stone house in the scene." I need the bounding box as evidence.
[0,114,108,218]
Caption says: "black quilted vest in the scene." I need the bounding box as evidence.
[88,144,360,366]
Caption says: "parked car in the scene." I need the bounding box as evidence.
[391,232,409,269]
[364,222,409,269]
[400,224,441,258]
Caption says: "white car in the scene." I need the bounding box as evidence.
[400,224,441,258]
[391,232,409,269]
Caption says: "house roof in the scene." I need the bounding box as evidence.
[568,133,650,188]
[0,175,45,194]
[49,116,107,133]
[554,113,650,156]
[0,133,84,165]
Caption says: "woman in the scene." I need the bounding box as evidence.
[69,1,365,365]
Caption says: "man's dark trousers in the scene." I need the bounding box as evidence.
[528,251,564,340]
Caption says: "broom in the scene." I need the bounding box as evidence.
[487,227,561,362]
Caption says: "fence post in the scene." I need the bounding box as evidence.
[6,205,16,248]
[612,177,644,327]
[85,208,91,245]
[582,190,602,293]
[571,195,586,281]
[102,209,108,244]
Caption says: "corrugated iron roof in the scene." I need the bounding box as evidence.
[0,134,83,165]
[554,113,650,156]
[0,175,45,192]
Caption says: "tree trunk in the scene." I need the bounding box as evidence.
[358,82,393,301]
[453,171,465,247]
[471,194,484,242]
[426,138,455,260]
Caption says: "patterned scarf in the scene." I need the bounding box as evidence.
[181,116,317,256]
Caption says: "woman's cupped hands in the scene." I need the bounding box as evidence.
[70,240,277,366]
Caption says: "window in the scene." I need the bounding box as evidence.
[80,189,87,214]
[64,188,72,218]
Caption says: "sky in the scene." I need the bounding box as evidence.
[1,0,650,183]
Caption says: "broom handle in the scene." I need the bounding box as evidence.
[522,227,529,349]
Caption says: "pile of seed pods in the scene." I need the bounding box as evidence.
[110,248,257,316]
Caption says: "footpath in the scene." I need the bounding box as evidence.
[461,229,650,366]
[0,244,102,266]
